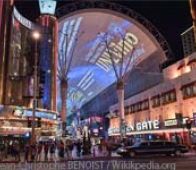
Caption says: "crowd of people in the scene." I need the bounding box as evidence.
[0,138,115,162]
[0,134,192,162]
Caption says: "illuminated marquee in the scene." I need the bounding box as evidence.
[164,118,188,127]
[108,120,160,135]
[23,109,57,120]
[135,120,159,131]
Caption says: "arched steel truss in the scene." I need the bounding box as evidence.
[56,0,174,59]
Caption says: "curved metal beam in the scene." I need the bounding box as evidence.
[56,0,174,59]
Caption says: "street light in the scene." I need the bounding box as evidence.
[31,31,40,145]
[32,31,41,40]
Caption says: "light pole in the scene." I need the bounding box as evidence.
[31,31,40,145]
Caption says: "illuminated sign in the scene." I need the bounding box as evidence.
[13,107,24,117]
[136,120,159,131]
[39,0,57,15]
[164,119,177,127]
[13,7,32,29]
[108,120,159,135]
[164,118,188,127]
[23,110,57,120]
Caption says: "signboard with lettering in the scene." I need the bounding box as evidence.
[135,120,159,131]
[39,0,57,15]
[23,109,57,120]
[164,118,188,127]
[108,120,159,135]
[164,119,177,127]
[13,7,33,29]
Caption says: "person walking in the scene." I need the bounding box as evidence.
[76,140,81,158]
[30,144,37,162]
[37,142,42,161]
[0,143,5,161]
[44,142,49,161]
[49,142,55,161]
[58,140,64,160]
[24,143,30,162]
[12,141,20,162]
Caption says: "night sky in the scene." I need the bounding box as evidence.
[15,0,192,60]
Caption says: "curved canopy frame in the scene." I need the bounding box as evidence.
[56,0,174,59]
[55,0,174,116]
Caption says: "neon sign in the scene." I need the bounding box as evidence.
[13,7,32,29]
[136,120,159,131]
[108,120,160,135]
[23,109,57,120]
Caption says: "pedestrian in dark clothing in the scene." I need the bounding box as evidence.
[50,143,55,160]
[44,142,49,161]
[58,141,64,160]
[31,144,37,161]
[25,143,30,162]
[76,140,81,157]
[37,142,42,161]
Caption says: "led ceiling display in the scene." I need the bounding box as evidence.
[58,11,164,116]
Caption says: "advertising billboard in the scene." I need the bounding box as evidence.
[0,105,57,120]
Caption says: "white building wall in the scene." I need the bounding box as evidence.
[109,52,196,130]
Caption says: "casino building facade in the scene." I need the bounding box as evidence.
[0,1,58,139]
[108,42,196,144]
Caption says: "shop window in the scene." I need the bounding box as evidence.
[130,105,134,113]
[133,105,137,113]
[141,100,149,110]
[129,100,149,114]
[124,106,129,115]
[151,95,160,108]
[161,90,176,105]
[181,82,196,99]
[170,91,176,101]
[138,102,142,111]
[187,87,192,96]
[165,94,170,102]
